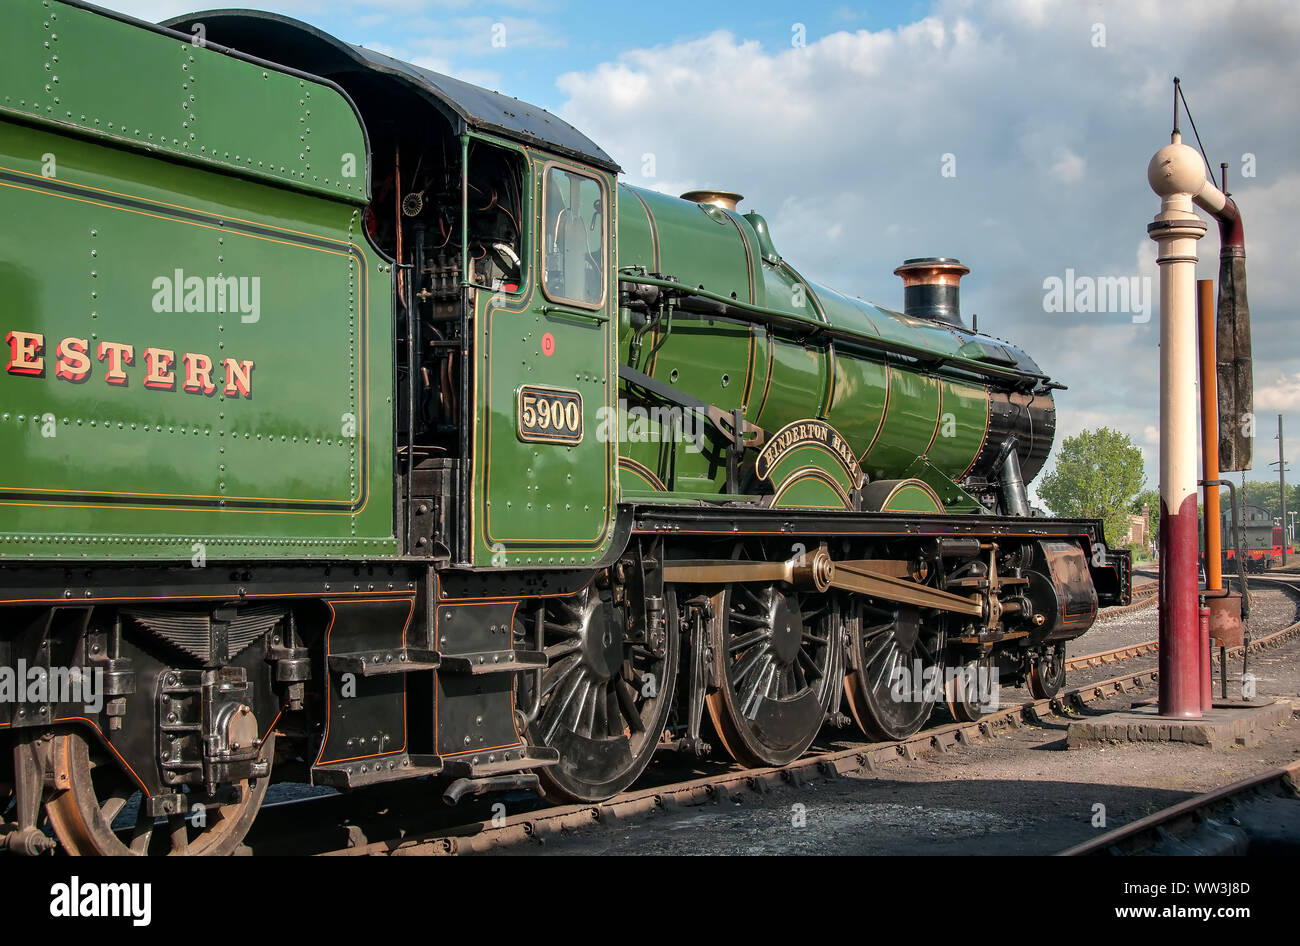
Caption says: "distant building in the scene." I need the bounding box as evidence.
[1118,504,1150,546]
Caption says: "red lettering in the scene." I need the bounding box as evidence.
[222,358,254,398]
[181,352,216,395]
[5,331,44,376]
[54,337,91,383]
[143,347,176,391]
[97,341,134,385]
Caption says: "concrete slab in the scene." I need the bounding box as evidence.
[1067,699,1294,749]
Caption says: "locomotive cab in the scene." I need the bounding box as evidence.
[165,10,621,566]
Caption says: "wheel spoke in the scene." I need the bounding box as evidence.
[796,647,823,682]
[615,678,645,733]
[544,619,582,638]
[864,629,895,668]
[590,682,608,739]
[576,679,598,739]
[128,806,154,854]
[738,655,772,716]
[728,628,771,653]
[540,670,586,743]
[728,609,768,629]
[605,686,623,739]
[168,814,190,855]
[543,638,582,660]
[99,785,133,826]
[871,643,899,693]
[541,652,582,697]
[730,643,770,685]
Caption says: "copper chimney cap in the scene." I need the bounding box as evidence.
[893,257,970,287]
[680,189,744,211]
[893,257,970,326]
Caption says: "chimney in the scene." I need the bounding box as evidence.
[893,257,969,326]
[679,190,744,211]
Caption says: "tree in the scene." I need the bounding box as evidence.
[1037,427,1146,545]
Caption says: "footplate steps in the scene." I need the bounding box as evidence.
[327,648,441,676]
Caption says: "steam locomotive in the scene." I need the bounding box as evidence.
[0,1,1128,855]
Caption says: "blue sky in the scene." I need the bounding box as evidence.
[110,0,1300,501]
[124,1,936,110]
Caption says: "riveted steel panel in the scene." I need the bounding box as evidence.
[3,0,370,202]
[0,117,395,560]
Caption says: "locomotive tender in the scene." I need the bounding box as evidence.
[0,1,1129,855]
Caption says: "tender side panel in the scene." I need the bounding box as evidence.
[0,116,395,561]
[3,0,368,202]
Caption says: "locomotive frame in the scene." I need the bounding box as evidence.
[0,1,1129,855]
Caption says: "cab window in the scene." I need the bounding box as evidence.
[542,165,605,308]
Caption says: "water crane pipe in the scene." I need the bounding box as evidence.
[1147,130,1217,718]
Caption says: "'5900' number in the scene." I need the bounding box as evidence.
[517,385,583,445]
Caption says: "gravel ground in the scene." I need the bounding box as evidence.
[497,585,1300,856]
[1065,595,1158,658]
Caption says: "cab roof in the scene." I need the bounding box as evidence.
[161,8,620,172]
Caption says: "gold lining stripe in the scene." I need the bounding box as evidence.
[618,457,668,491]
[923,379,944,457]
[741,324,757,411]
[754,328,777,424]
[859,360,893,464]
[769,465,852,509]
[957,388,993,481]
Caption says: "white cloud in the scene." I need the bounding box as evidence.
[1049,148,1086,184]
[1256,374,1300,411]
[554,0,1300,489]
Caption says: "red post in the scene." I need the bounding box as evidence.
[1199,606,1212,711]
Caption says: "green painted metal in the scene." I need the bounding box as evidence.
[900,457,982,515]
[471,144,617,567]
[756,420,860,510]
[0,0,1056,574]
[871,480,944,514]
[0,5,394,561]
[614,184,1037,510]
[3,0,369,202]
[928,379,988,476]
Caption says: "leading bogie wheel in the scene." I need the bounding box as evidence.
[945,653,996,723]
[1027,642,1068,699]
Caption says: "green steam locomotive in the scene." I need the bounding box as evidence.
[0,1,1128,855]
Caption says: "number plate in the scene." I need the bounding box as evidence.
[517,385,583,445]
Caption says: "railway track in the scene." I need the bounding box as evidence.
[311,582,1299,857]
[1059,757,1300,855]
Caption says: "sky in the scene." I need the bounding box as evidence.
[106,0,1300,502]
